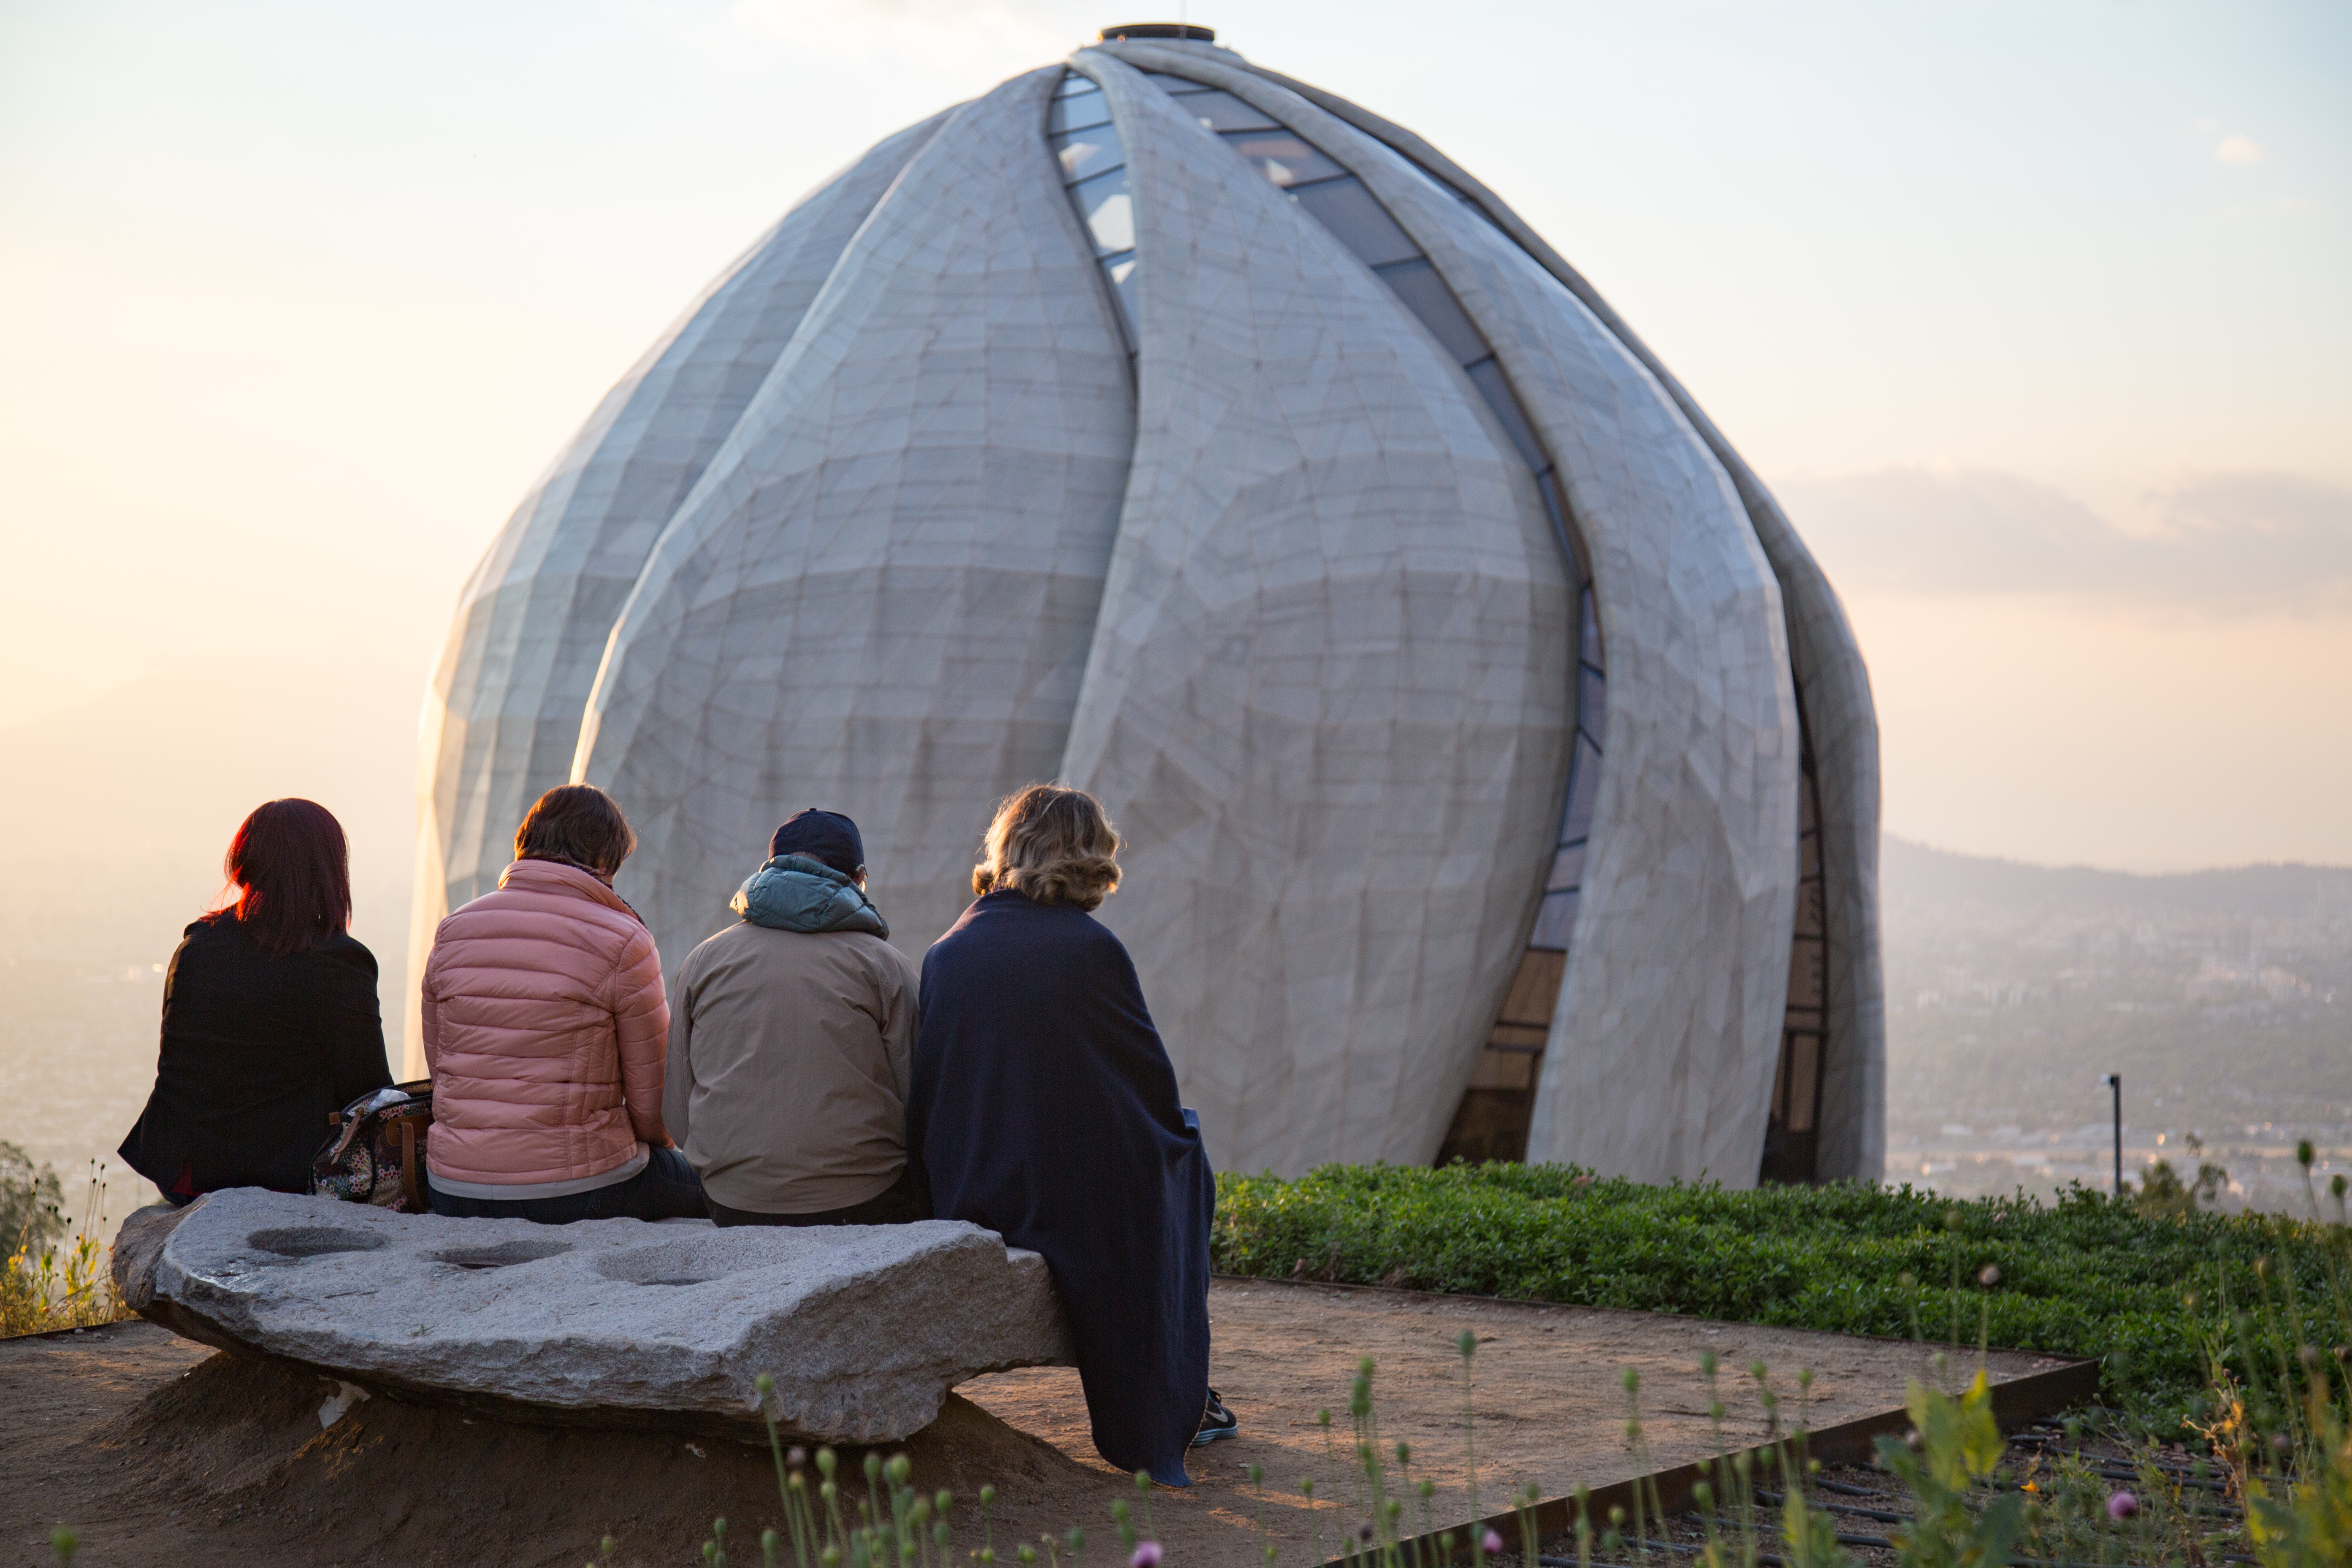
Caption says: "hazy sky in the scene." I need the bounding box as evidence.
[3,0,2347,875]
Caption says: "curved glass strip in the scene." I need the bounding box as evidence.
[1166,88,1281,133]
[1135,67,1608,1162]
[1048,70,1139,351]
[1056,131,1124,183]
[1221,130,1345,189]
[1760,701,1829,1182]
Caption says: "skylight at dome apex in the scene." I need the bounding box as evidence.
[412,24,1885,1190]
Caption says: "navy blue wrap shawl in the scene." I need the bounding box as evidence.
[909,890,1212,1486]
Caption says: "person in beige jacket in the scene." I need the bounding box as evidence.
[663,810,923,1226]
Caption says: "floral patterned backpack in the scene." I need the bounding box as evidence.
[310,1081,434,1211]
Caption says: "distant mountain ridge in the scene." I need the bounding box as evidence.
[1883,835,2352,921]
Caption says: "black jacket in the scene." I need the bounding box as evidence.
[119,915,393,1198]
[908,890,1213,1487]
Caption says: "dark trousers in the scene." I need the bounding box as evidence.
[706,1165,926,1228]
[428,1145,706,1224]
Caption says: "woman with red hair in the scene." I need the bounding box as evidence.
[119,799,392,1204]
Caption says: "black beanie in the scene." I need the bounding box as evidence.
[770,809,865,877]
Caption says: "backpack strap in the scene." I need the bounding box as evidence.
[397,1115,425,1211]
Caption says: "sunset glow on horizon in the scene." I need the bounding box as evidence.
[3,0,2346,898]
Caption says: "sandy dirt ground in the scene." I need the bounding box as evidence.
[1,1280,2073,1567]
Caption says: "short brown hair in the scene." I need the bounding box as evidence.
[972,784,1122,910]
[515,784,637,876]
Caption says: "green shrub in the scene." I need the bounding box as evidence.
[0,1141,66,1252]
[1211,1162,2345,1423]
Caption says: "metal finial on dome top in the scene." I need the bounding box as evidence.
[1097,22,1215,42]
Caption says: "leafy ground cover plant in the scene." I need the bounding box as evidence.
[1212,1161,2349,1427]
[2195,1149,2352,1566]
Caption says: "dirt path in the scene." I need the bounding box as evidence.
[1,1281,2070,1567]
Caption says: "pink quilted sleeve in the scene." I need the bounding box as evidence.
[418,935,443,1079]
[610,925,672,1146]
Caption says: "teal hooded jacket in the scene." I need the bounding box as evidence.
[730,853,889,938]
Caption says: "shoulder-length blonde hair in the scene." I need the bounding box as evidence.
[972,784,1122,911]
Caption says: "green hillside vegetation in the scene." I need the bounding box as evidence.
[1212,1161,2352,1424]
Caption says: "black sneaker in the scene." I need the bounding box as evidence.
[1192,1387,1239,1446]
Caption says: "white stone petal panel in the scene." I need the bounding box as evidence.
[1202,43,1883,1176]
[404,112,950,1073]
[1424,235,1798,1185]
[1106,43,1802,1186]
[1059,54,1573,1175]
[572,67,1137,973]
[1423,224,1797,1187]
[1726,521,1881,1181]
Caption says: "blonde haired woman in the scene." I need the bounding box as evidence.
[908,784,1229,1486]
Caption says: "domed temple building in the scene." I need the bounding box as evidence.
[409,25,1884,1188]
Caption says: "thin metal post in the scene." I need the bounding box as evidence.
[2100,1073,2122,1195]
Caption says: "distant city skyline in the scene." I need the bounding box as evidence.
[3,0,2347,873]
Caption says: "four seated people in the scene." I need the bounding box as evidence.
[121,779,1230,1476]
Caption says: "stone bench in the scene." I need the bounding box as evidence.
[114,1189,1075,1443]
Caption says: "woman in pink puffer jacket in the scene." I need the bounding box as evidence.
[420,784,705,1222]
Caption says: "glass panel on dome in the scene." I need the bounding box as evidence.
[1763,739,1830,1182]
[1577,663,1607,740]
[1561,733,1603,834]
[1371,258,1485,365]
[1070,168,1136,253]
[1048,92,1115,135]
[1220,131,1345,190]
[1141,70,1213,94]
[1546,840,1585,893]
[1050,70,1138,355]
[1176,89,1281,133]
[1537,470,1588,581]
[1100,253,1139,339]
[1053,131,1123,183]
[1363,133,1509,233]
[1399,151,1479,208]
[1287,177,1420,268]
[1464,359,1546,469]
[1528,888,1579,952]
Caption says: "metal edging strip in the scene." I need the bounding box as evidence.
[1312,1349,2102,1568]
